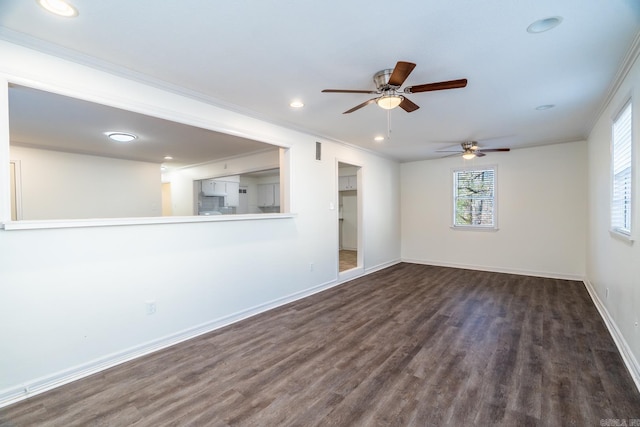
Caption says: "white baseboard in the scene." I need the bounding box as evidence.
[365,259,401,275]
[583,279,640,394]
[402,258,585,281]
[0,261,400,409]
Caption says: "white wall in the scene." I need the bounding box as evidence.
[0,41,401,405]
[586,48,640,382]
[339,165,358,177]
[401,140,587,279]
[11,146,161,219]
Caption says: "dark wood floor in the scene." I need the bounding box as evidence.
[2,263,639,426]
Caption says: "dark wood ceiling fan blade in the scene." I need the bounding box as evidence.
[322,89,379,94]
[475,152,487,157]
[399,96,419,112]
[436,150,464,153]
[343,98,378,114]
[479,148,510,153]
[405,78,468,93]
[389,61,416,87]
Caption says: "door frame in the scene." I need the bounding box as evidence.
[9,160,23,221]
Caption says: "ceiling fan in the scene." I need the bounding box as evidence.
[437,141,511,159]
[322,61,467,114]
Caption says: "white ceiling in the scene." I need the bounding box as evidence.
[1,0,639,163]
[8,84,278,167]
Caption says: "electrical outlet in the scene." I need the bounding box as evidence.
[605,288,609,299]
[146,300,157,315]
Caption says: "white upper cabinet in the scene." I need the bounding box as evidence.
[201,179,227,196]
[258,183,280,207]
[201,176,240,207]
[339,175,357,191]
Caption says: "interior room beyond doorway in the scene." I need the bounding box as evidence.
[338,162,360,273]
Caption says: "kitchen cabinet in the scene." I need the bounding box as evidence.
[201,179,226,196]
[258,183,280,207]
[201,178,240,207]
[224,181,239,207]
[339,175,357,191]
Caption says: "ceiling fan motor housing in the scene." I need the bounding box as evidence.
[373,69,398,92]
[462,141,478,151]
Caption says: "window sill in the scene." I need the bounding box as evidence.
[609,229,634,245]
[450,225,499,232]
[1,213,296,231]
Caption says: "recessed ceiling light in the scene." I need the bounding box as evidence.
[37,0,78,17]
[105,132,137,143]
[535,104,555,110]
[164,156,174,160]
[290,100,304,108]
[374,136,385,142]
[527,16,562,34]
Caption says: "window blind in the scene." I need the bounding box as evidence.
[612,101,632,235]
[453,168,495,227]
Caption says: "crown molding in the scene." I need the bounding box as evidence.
[589,30,640,133]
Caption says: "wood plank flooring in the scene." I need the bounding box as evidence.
[339,250,357,272]
[1,263,639,426]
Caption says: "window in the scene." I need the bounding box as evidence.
[611,101,633,236]
[453,167,496,229]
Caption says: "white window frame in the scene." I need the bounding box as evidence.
[610,99,634,242]
[451,165,498,231]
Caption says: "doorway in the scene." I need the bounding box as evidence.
[338,162,362,275]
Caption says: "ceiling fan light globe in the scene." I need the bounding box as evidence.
[462,152,476,160]
[38,0,78,17]
[377,95,403,110]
